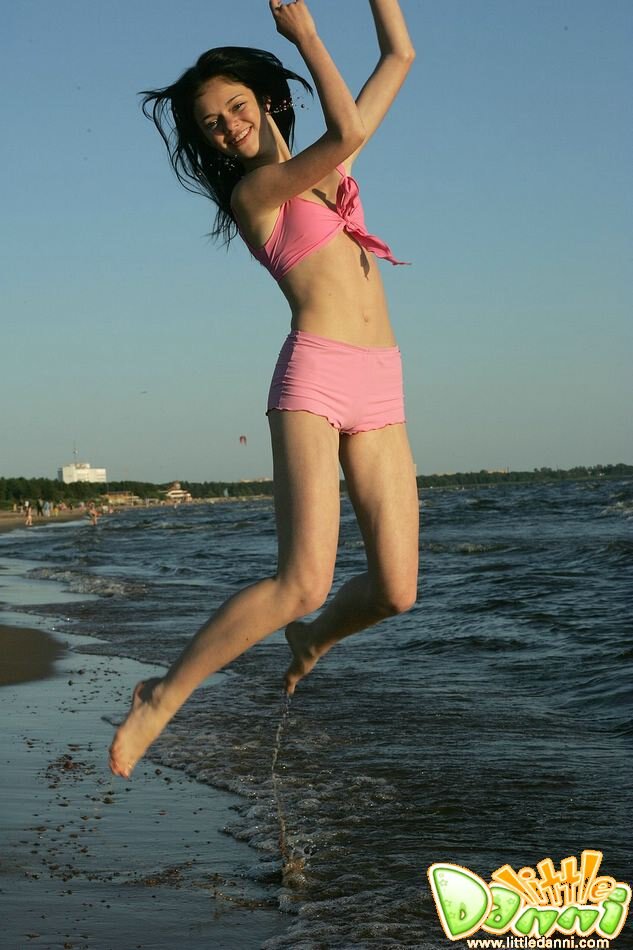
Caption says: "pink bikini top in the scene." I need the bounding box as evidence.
[238,164,408,282]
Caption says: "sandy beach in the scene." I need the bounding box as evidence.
[0,623,286,949]
[0,510,87,534]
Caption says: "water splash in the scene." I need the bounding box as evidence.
[271,690,306,890]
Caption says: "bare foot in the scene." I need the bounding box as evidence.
[108,677,173,778]
[284,621,325,696]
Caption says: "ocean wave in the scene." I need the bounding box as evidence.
[601,539,633,565]
[27,566,146,598]
[262,886,440,949]
[424,540,511,555]
[600,500,633,518]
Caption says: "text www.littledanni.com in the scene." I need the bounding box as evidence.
[464,937,611,949]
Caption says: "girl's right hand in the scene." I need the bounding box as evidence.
[269,0,318,47]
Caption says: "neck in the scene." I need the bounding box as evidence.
[240,114,291,172]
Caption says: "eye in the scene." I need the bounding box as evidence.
[233,101,246,112]
[205,119,219,131]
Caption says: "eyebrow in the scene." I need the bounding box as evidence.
[200,94,244,123]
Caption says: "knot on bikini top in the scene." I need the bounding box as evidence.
[238,166,409,281]
[334,175,407,266]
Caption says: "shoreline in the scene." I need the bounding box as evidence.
[0,496,273,538]
[0,622,286,948]
[0,509,87,535]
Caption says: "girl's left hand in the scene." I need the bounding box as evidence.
[269,0,318,47]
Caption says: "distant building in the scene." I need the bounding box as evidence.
[163,481,192,503]
[58,462,107,484]
[104,491,141,506]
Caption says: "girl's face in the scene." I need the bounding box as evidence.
[193,76,267,162]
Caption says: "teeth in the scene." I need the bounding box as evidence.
[231,128,250,145]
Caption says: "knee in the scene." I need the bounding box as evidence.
[293,583,331,617]
[278,574,332,618]
[373,583,418,619]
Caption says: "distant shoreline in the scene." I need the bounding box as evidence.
[416,465,633,490]
[0,509,87,535]
[1,465,631,515]
[0,495,276,535]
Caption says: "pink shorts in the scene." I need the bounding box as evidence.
[267,329,406,435]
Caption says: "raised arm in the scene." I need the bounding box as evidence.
[234,0,364,213]
[345,0,416,168]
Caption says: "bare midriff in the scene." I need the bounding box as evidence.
[278,228,396,348]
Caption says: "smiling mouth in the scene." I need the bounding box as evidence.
[229,127,252,148]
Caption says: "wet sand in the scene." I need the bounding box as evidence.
[0,624,66,687]
[0,624,285,949]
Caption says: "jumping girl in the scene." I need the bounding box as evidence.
[110,0,418,779]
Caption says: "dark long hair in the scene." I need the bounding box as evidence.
[141,47,313,245]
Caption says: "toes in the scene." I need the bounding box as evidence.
[108,747,122,776]
[109,736,132,778]
[284,671,297,696]
[109,755,131,779]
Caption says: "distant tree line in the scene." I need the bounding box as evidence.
[0,476,274,509]
[1,464,631,509]
[0,477,150,508]
[179,480,274,499]
[416,463,633,489]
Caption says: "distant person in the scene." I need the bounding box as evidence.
[24,502,33,527]
[110,0,418,779]
[88,504,99,527]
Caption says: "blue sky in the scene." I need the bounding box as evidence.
[2,0,631,482]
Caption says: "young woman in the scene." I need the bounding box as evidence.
[110,0,418,779]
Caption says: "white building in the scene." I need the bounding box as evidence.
[58,462,107,484]
[164,481,192,503]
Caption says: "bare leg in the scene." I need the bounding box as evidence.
[285,423,419,694]
[109,410,341,778]
[285,573,386,692]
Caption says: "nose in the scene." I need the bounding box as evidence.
[225,114,241,135]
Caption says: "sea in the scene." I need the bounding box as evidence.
[0,477,631,949]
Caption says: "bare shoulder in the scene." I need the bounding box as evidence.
[230,173,280,247]
[230,174,257,216]
[229,176,256,234]
[230,166,281,219]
